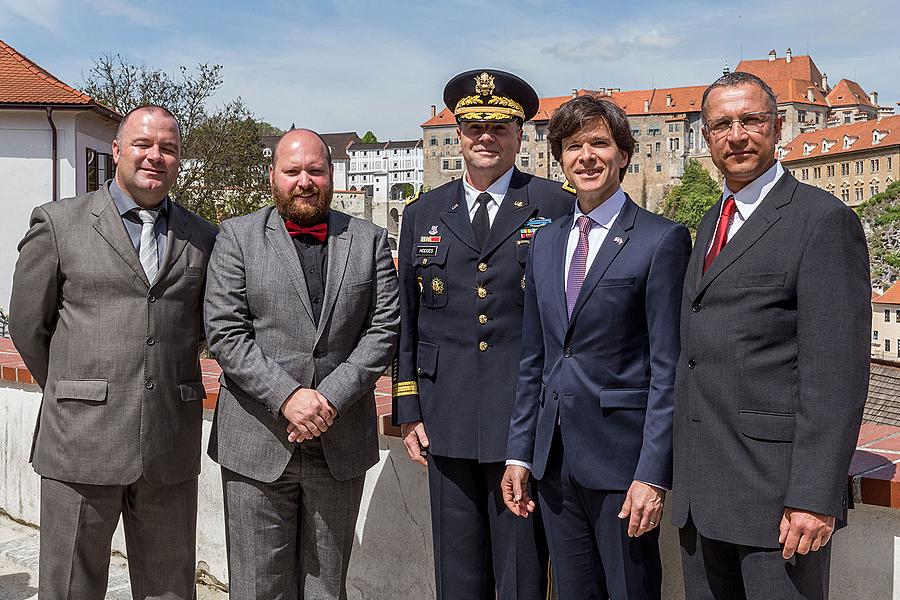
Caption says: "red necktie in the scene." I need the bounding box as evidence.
[703,195,736,274]
[285,219,328,243]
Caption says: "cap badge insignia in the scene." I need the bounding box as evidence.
[474,72,495,97]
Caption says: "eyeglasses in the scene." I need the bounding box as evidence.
[704,111,774,138]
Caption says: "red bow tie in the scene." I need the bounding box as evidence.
[285,220,328,243]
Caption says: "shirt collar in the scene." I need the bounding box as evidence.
[723,161,783,220]
[572,186,627,230]
[109,179,169,217]
[463,166,515,213]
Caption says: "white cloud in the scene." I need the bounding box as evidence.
[0,0,64,33]
[83,0,171,27]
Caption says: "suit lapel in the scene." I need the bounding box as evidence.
[91,186,151,287]
[695,174,796,296]
[688,202,720,294]
[265,208,314,322]
[439,181,480,253]
[315,211,352,344]
[155,201,192,283]
[480,169,537,259]
[552,213,574,327]
[566,198,637,328]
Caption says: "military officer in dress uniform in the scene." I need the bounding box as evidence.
[393,69,573,600]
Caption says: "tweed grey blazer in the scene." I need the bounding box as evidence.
[205,207,399,482]
[10,183,218,486]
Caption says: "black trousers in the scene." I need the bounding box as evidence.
[427,454,551,600]
[538,430,662,600]
[679,513,831,600]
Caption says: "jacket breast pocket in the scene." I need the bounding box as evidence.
[183,266,206,279]
[415,244,449,309]
[596,277,636,288]
[739,410,795,442]
[416,342,439,379]
[55,378,108,404]
[737,272,787,288]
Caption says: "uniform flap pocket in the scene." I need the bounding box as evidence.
[596,277,636,288]
[739,410,795,442]
[55,378,108,403]
[416,342,440,378]
[415,244,449,266]
[184,266,206,278]
[737,272,787,288]
[599,388,648,409]
[179,381,207,402]
[515,240,531,264]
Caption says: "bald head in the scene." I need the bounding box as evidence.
[272,128,332,168]
[116,105,181,147]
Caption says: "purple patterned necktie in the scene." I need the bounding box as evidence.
[566,215,594,319]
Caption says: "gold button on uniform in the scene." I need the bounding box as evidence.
[479,341,488,352]
[421,258,428,265]
[478,314,488,325]
[478,262,488,272]
[477,287,487,299]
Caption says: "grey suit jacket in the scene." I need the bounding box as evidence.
[671,172,871,548]
[205,207,399,483]
[9,183,218,486]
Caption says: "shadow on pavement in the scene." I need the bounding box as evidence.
[0,572,37,599]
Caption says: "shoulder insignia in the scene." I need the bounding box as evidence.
[561,180,577,195]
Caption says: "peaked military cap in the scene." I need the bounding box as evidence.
[443,69,540,123]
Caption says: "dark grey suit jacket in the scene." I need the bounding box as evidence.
[205,207,399,483]
[671,172,871,548]
[10,183,218,486]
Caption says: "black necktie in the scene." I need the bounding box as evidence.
[473,192,492,249]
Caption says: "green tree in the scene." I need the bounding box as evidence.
[661,159,721,232]
[856,180,900,288]
[82,54,279,223]
[361,130,378,144]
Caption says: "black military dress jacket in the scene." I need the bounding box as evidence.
[393,168,572,461]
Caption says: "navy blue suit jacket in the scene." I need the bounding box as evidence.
[506,196,691,490]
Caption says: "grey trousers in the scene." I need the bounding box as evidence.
[221,437,365,600]
[39,476,198,600]
[680,514,832,600]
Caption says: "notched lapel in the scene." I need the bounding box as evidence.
[479,171,536,258]
[91,190,150,287]
[440,182,480,253]
[552,214,573,327]
[316,212,352,343]
[265,209,314,321]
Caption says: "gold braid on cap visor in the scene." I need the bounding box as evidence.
[454,94,525,121]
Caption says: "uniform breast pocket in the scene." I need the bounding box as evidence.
[414,244,449,309]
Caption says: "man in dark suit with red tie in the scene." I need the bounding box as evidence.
[503,95,691,599]
[671,72,871,600]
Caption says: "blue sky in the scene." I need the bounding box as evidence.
[2,0,898,139]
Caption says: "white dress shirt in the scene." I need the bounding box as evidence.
[709,161,784,252]
[564,187,627,287]
[462,166,515,225]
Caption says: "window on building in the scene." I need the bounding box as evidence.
[872,158,880,173]
[887,156,893,170]
[813,167,821,179]
[896,309,900,322]
[841,189,849,202]
[871,185,880,197]
[86,148,114,192]
[538,152,544,159]
[886,309,891,322]
[454,159,462,170]
[844,114,851,124]
[631,164,640,173]
[631,127,640,136]
[887,339,892,353]
[536,131,546,141]
[406,149,411,154]
[856,187,864,202]
[444,138,452,145]
[689,129,695,149]
[442,159,450,170]
[856,160,864,175]
[520,155,530,168]
[669,138,680,151]
[523,134,529,141]
[874,330,879,340]
[801,168,809,181]
[655,141,661,152]
[648,127,661,136]
[656,163,662,172]
[430,137,437,146]
[798,110,806,123]
[827,165,835,177]
[841,162,850,176]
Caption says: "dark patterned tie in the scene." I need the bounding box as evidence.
[566,215,594,319]
[703,195,736,274]
[472,192,492,248]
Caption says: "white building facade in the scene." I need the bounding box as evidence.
[348,139,423,203]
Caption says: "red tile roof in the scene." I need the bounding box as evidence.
[422,86,707,128]
[875,282,900,306]
[781,114,900,163]
[736,54,824,89]
[827,79,876,108]
[0,39,113,112]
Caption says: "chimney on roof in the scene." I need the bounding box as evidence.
[723,60,730,75]
[807,87,815,102]
[665,93,673,107]
[872,91,879,106]
[768,49,776,62]
[786,48,792,63]
[431,105,436,117]
[572,88,577,98]
[643,99,650,113]
[822,73,828,91]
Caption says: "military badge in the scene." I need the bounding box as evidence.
[513,200,525,208]
[520,217,552,240]
[417,276,424,294]
[474,72,495,96]
[416,245,438,255]
[521,273,526,290]
[420,236,441,243]
[429,225,439,235]
[432,278,445,295]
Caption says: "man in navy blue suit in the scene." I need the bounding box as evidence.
[502,95,691,599]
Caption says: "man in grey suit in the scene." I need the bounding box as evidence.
[671,72,870,599]
[205,128,399,599]
[10,105,217,599]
